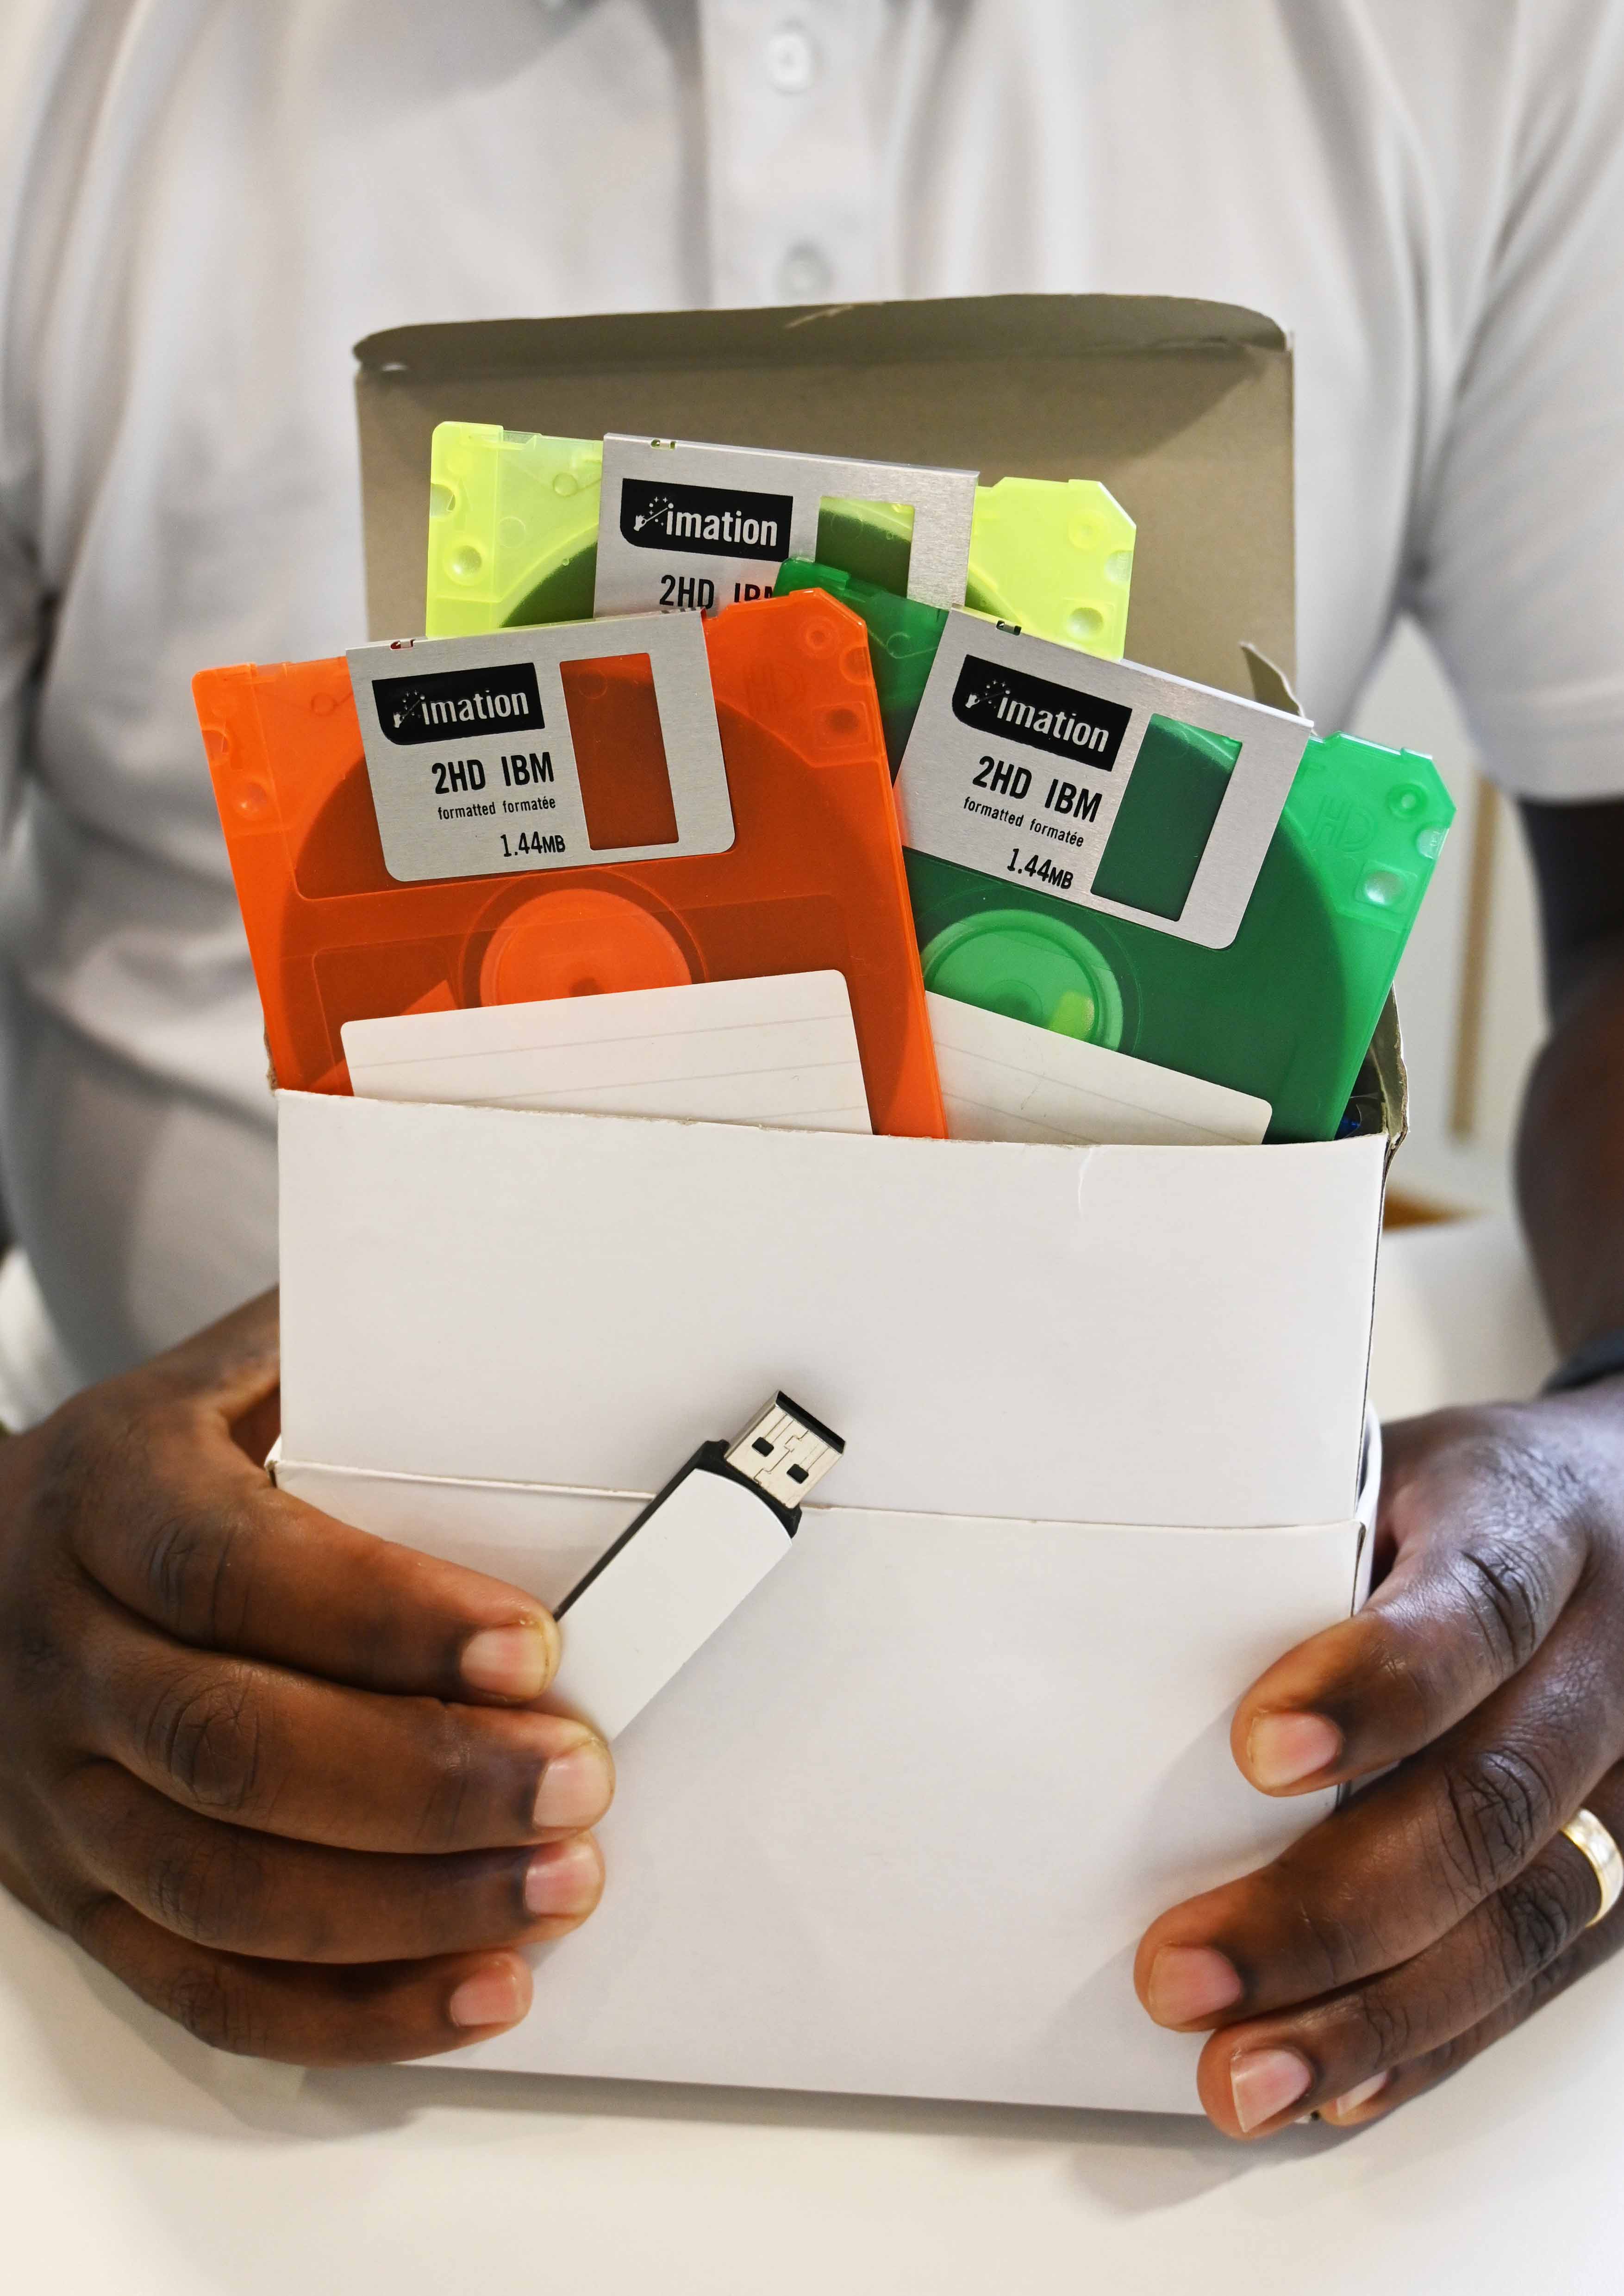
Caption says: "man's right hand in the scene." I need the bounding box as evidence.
[0,1291,613,2064]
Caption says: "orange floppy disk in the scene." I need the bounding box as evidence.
[194,591,946,1139]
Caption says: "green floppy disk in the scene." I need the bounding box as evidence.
[774,558,1454,1144]
[424,423,1135,654]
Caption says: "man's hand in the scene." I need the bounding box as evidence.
[0,1293,614,2064]
[1135,1388,1624,2136]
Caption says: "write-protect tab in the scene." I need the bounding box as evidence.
[346,617,733,884]
[894,614,1313,951]
[594,436,978,618]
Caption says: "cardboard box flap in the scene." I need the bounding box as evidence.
[354,294,1288,381]
[354,292,1294,694]
[278,1090,1383,1531]
[1371,992,1410,1155]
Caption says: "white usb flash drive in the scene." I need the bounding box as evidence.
[546,1394,846,1741]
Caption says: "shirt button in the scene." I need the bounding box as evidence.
[766,22,818,93]
[775,243,834,299]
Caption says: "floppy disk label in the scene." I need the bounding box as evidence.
[342,972,874,1134]
[895,614,1314,949]
[347,615,733,884]
[595,436,978,617]
[925,995,1270,1148]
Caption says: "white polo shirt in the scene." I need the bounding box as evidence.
[0,0,1622,1417]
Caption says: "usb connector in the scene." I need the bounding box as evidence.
[725,1392,845,1512]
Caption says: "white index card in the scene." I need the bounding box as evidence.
[342,971,873,1133]
[926,994,1270,1146]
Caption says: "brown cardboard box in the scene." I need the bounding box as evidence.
[354,293,1294,696]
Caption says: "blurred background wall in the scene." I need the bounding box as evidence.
[1352,623,1544,1220]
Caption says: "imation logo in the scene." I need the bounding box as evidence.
[371,660,545,746]
[951,654,1132,769]
[620,476,793,561]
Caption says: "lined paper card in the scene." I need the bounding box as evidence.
[927,994,1270,1147]
[342,971,872,1133]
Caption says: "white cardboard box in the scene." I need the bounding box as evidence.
[267,292,1393,2113]
[275,1090,1384,2114]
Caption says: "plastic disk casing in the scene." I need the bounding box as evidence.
[195,589,946,1139]
[775,559,947,774]
[425,423,1135,656]
[775,560,1455,1143]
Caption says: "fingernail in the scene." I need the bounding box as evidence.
[1147,1945,1243,2026]
[524,1834,601,1918]
[532,1738,614,1831]
[1231,2047,1314,2132]
[461,1622,554,1700]
[448,1955,531,2030]
[1248,1711,1343,1790]
[1327,2071,1390,2121]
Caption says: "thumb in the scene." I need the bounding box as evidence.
[1229,1405,1589,1795]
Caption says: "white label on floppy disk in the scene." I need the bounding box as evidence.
[342,971,873,1133]
[926,994,1270,1146]
[895,613,1313,949]
[593,434,978,616]
[346,614,732,884]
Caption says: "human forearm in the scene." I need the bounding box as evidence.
[1516,936,1624,1353]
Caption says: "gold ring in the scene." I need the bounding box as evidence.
[1561,1809,1624,1928]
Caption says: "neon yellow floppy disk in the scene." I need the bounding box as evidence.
[425,423,1135,656]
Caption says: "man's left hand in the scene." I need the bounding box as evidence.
[1135,1387,1624,2136]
